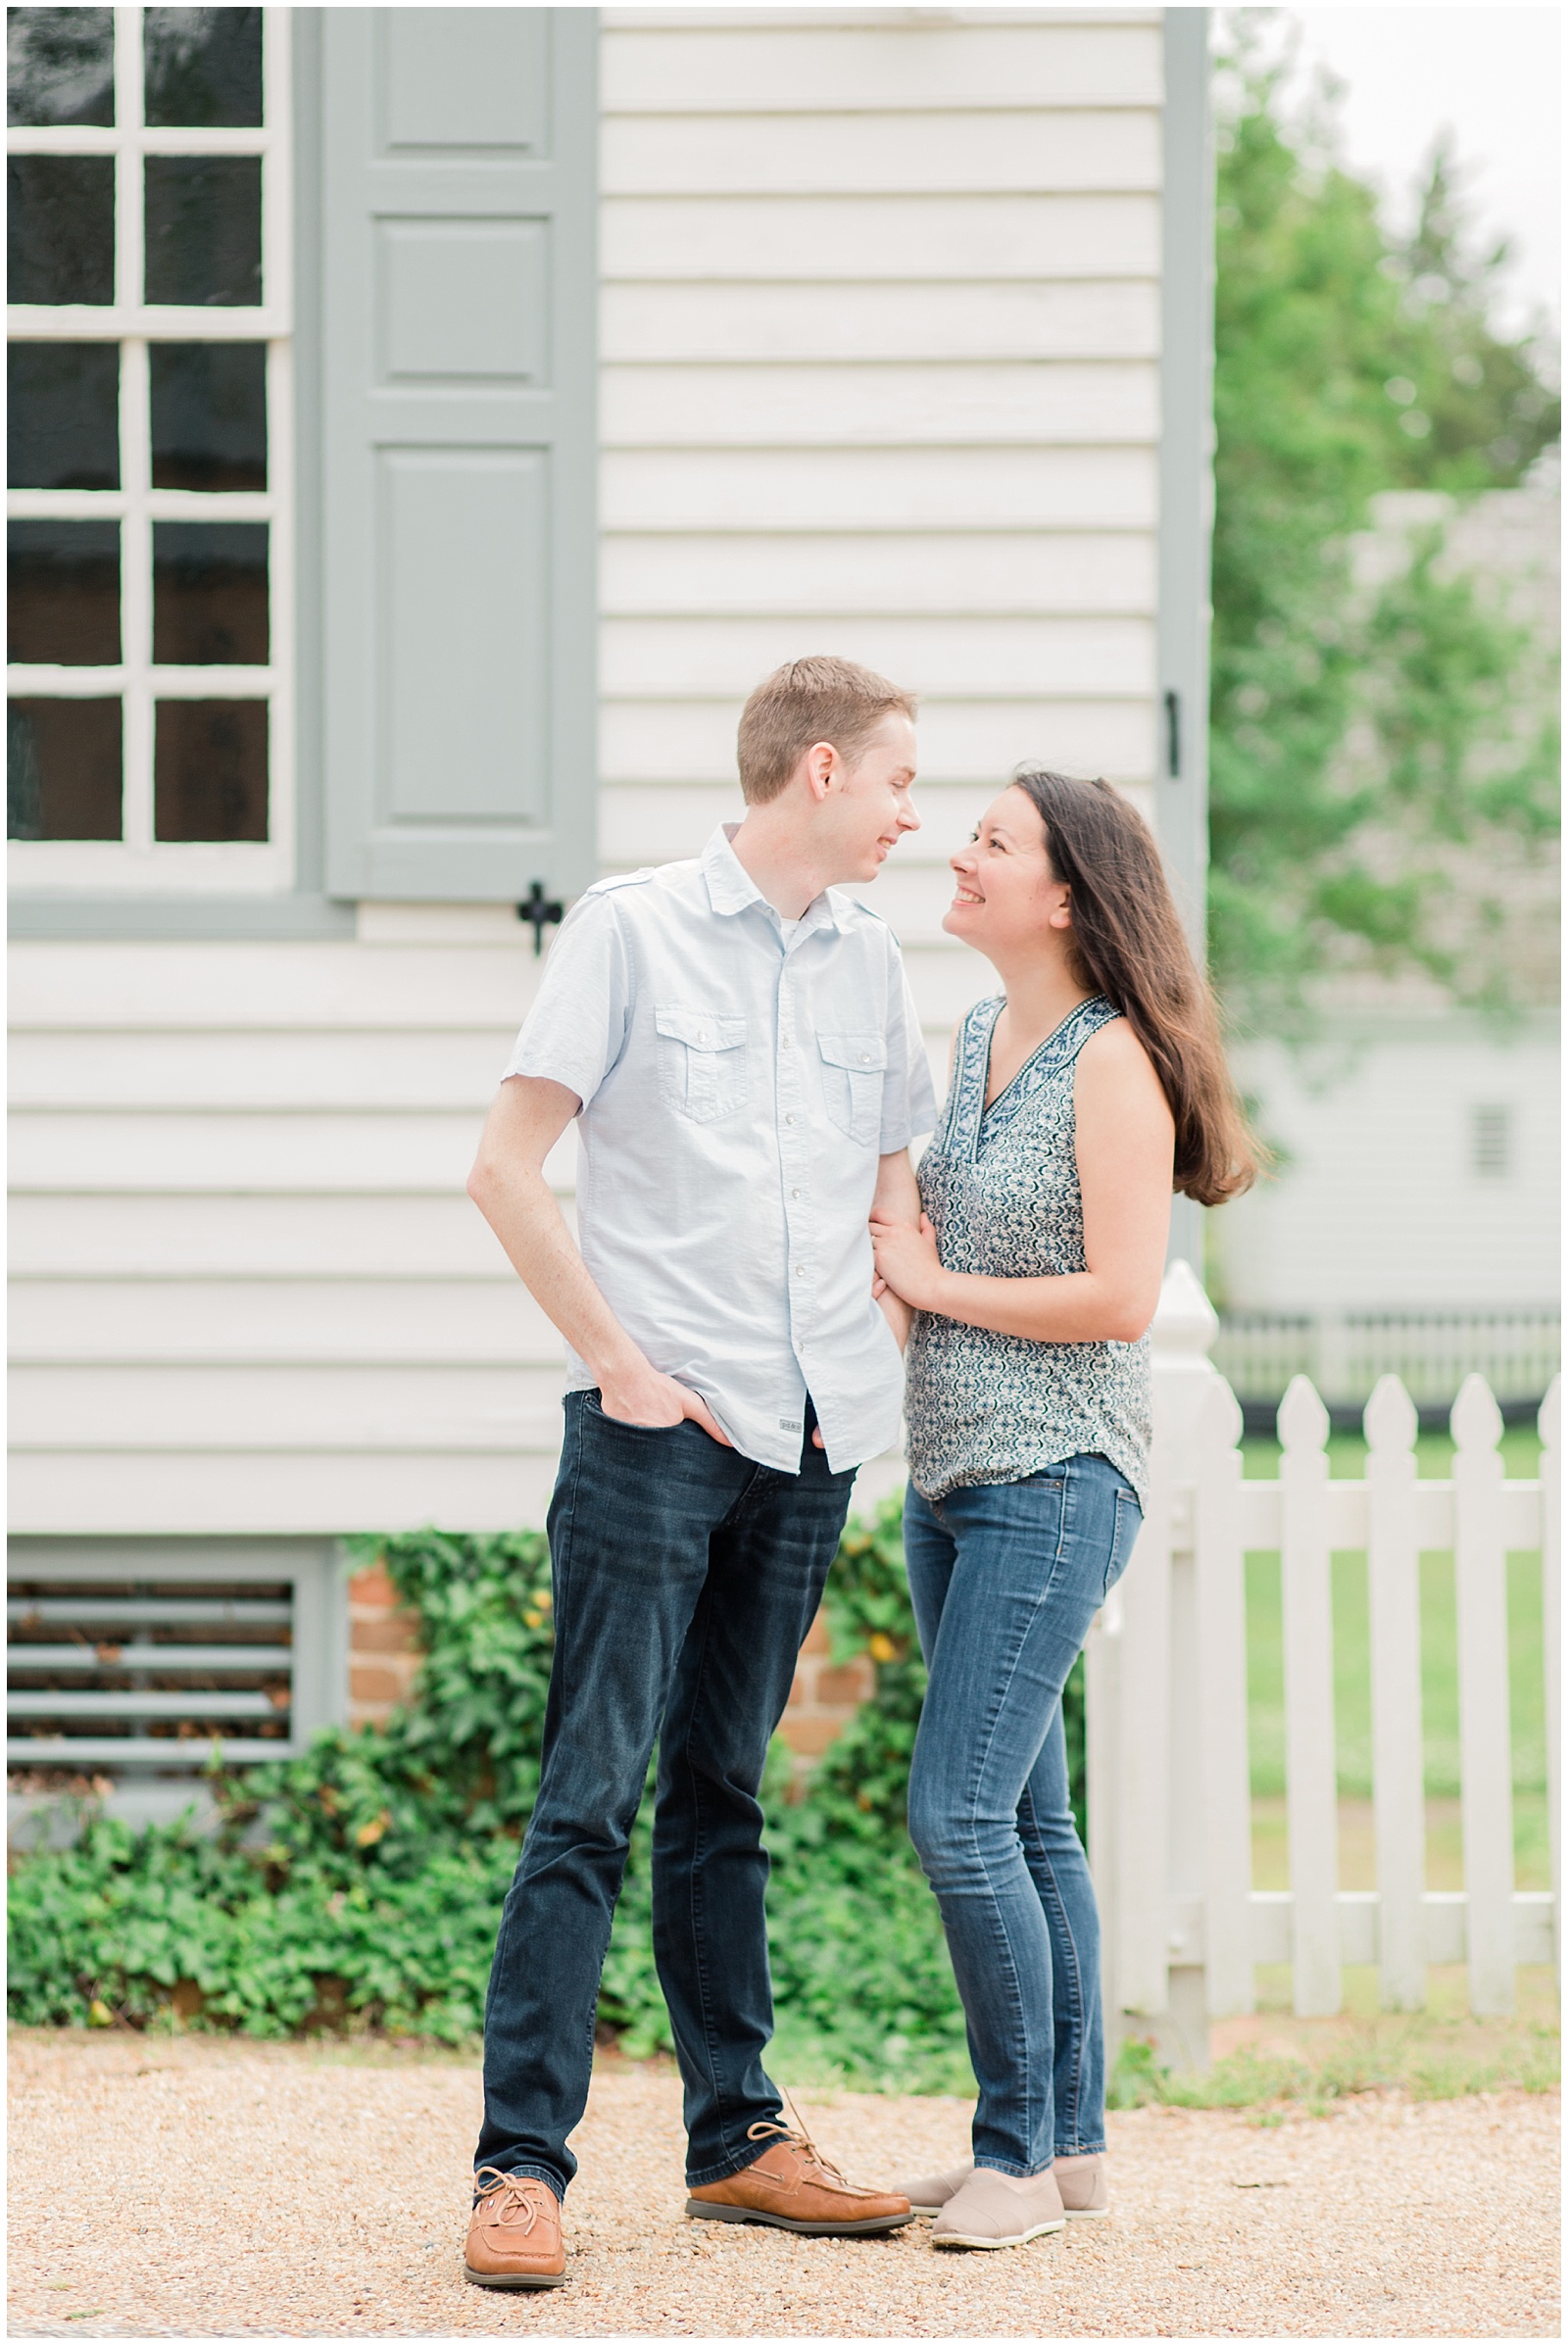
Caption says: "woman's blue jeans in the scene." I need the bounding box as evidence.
[903,1453,1142,2177]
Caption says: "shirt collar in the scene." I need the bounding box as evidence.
[700,825,848,934]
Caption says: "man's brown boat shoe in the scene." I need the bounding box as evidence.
[465,2167,568,2288]
[687,2117,913,2236]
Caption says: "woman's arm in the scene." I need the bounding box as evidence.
[869,1147,921,1347]
[868,1020,1174,1343]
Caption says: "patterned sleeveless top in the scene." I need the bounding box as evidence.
[904,992,1152,1507]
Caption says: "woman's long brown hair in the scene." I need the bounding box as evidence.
[1011,768,1258,1206]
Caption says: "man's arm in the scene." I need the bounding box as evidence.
[467,1075,730,1441]
[870,1147,921,1348]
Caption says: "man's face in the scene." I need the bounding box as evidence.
[818,711,919,883]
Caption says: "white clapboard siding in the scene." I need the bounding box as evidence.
[602,193,1158,283]
[9,1028,514,1112]
[602,281,1160,366]
[12,1113,490,1196]
[9,1280,565,1367]
[602,108,1159,196]
[1451,1375,1518,2014]
[601,701,1159,785]
[599,18,1163,114]
[602,363,1158,448]
[602,447,1159,533]
[1364,1376,1428,2012]
[11,1364,568,1454]
[9,943,544,1032]
[603,617,1154,700]
[1278,1376,1342,2017]
[601,533,1158,617]
[10,1192,527,1282]
[8,1448,568,1540]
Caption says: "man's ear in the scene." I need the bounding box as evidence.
[804,740,838,802]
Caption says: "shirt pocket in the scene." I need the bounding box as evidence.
[817,1031,888,1148]
[654,1003,750,1123]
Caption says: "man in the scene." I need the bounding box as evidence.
[463,657,938,2288]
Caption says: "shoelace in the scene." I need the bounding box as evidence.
[745,2091,865,2194]
[473,2167,547,2234]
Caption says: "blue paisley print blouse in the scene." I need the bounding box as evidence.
[904,992,1152,1507]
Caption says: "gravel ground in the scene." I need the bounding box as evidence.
[8,2034,1558,2338]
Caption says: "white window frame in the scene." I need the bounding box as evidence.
[8,4,293,894]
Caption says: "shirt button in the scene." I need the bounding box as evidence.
[785,1112,796,1125]
[795,1266,806,1277]
[791,1188,801,1199]
[859,1052,870,1064]
[697,1030,708,1044]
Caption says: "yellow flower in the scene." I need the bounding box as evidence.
[355,1813,390,1847]
[88,1998,115,2027]
[867,1633,898,1664]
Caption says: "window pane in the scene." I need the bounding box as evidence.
[150,342,266,491]
[144,156,262,308]
[7,154,115,304]
[8,342,119,488]
[154,699,267,840]
[9,519,120,663]
[143,7,262,129]
[7,5,115,127]
[153,522,268,664]
[8,696,122,838]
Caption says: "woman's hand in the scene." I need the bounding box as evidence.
[868,1210,946,1311]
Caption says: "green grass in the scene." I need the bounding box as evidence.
[1238,1427,1549,1887]
[1109,1961,1560,2113]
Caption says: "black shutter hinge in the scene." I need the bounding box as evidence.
[1164,688,1181,778]
[517,881,564,955]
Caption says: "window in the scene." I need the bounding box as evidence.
[7,6,290,891]
[1471,1104,1512,1179]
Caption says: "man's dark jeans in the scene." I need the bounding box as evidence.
[475,1391,855,2199]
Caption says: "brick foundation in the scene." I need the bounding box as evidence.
[346,1563,421,1727]
[346,1566,869,1757]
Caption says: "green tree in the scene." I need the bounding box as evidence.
[1208,31,1559,1035]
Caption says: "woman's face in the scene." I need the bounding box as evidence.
[943,785,1072,956]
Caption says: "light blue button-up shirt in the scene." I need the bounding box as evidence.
[504,826,938,1473]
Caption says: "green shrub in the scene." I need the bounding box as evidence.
[5,1504,1083,2082]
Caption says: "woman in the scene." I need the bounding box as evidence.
[869,769,1255,2251]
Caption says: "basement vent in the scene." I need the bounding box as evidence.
[6,1540,343,1781]
[1471,1104,1512,1178]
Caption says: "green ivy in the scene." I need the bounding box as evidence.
[8,1508,1085,2085]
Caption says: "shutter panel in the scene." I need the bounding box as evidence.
[320,9,597,902]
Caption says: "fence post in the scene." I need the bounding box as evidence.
[1279,1375,1341,2016]
[1193,1374,1253,2016]
[1542,1376,1561,1979]
[1452,1375,1515,2015]
[1365,1375,1426,2011]
[1105,1258,1222,2064]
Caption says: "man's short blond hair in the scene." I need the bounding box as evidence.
[736,657,917,805]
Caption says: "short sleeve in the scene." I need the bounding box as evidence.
[501,891,631,1111]
[878,949,939,1152]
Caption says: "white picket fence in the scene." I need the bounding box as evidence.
[1086,1264,1560,2062]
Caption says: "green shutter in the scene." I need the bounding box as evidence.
[320,8,597,902]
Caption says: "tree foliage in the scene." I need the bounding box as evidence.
[1208,27,1559,1033]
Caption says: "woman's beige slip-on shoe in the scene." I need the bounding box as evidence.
[931,2166,1065,2249]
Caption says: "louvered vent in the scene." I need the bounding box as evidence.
[7,1540,342,1780]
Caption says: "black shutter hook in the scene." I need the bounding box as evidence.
[517,880,564,955]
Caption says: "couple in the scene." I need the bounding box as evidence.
[463,657,1253,2284]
